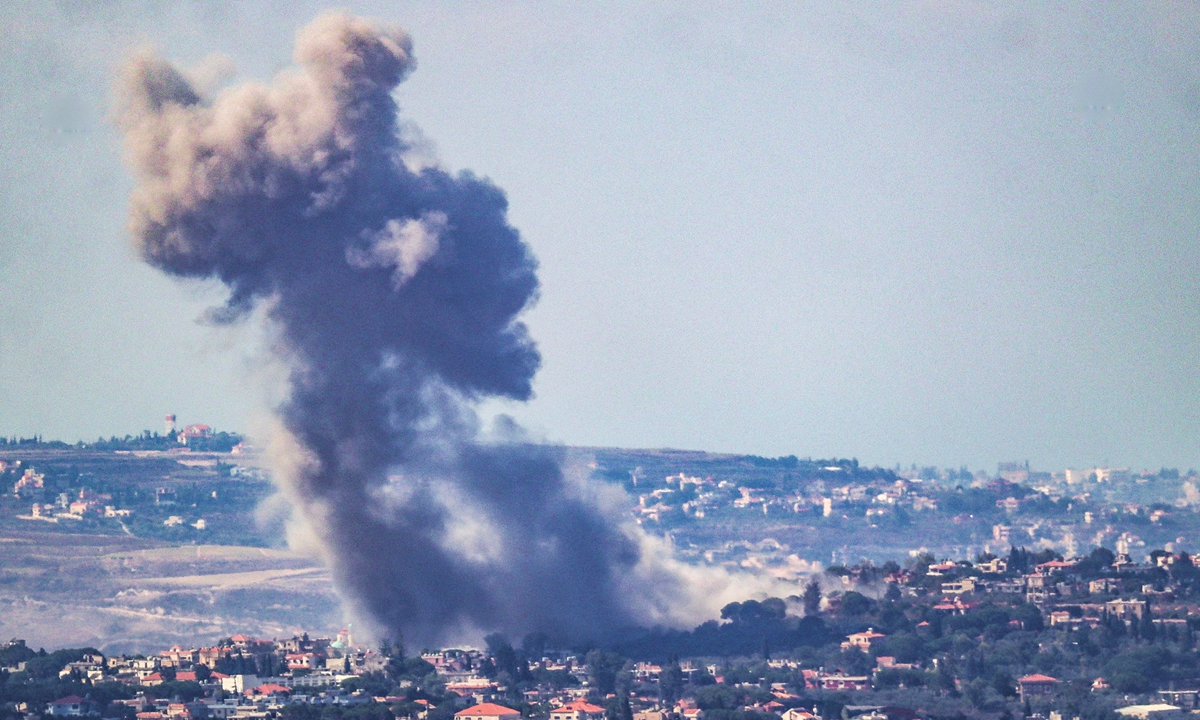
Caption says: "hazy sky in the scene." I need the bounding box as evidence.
[0,1,1197,472]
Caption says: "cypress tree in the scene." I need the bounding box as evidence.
[1141,608,1157,643]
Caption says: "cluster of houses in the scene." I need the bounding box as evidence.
[11,602,1200,720]
[8,630,374,718]
[7,462,134,523]
[8,632,618,719]
[888,549,1200,616]
[633,464,1191,528]
[816,626,1197,720]
[632,473,944,525]
[9,471,194,526]
[631,460,1200,573]
[10,633,934,719]
[17,487,131,524]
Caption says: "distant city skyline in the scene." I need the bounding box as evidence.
[0,3,1197,471]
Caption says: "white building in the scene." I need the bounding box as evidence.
[1114,705,1183,720]
[221,674,259,693]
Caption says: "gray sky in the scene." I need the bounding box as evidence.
[0,1,1197,472]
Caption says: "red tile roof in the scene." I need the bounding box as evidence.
[250,683,291,695]
[457,704,521,717]
[552,701,605,714]
[1036,560,1076,569]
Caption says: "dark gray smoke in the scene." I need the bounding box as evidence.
[114,12,736,645]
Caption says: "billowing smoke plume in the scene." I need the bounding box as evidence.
[116,12,762,645]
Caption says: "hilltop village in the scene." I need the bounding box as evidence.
[7,543,1200,720]
[4,437,1199,569]
[607,456,1200,572]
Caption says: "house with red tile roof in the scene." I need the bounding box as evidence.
[1018,674,1059,701]
[844,628,886,651]
[550,700,605,720]
[248,683,291,697]
[932,597,975,614]
[820,674,870,691]
[48,696,85,717]
[166,703,208,719]
[800,668,819,689]
[142,672,165,686]
[286,652,320,670]
[1036,560,1077,572]
[456,703,521,720]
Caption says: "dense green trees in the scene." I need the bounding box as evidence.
[612,599,832,660]
[586,650,626,696]
[0,428,247,452]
